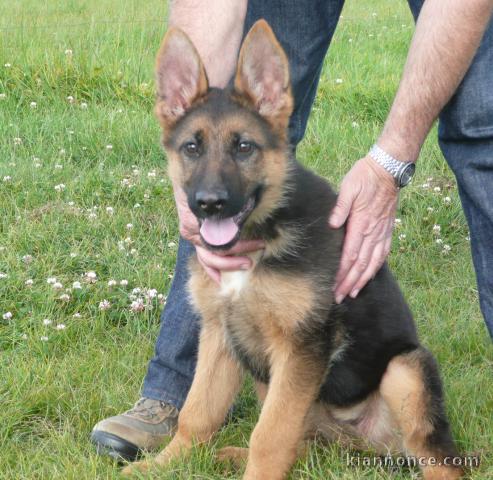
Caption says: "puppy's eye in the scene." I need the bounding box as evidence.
[184,142,199,156]
[238,141,253,155]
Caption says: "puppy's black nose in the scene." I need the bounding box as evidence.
[195,190,228,215]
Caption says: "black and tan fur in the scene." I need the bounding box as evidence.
[124,20,462,480]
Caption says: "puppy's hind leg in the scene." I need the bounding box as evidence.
[380,348,463,480]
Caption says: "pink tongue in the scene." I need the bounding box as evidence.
[200,217,239,246]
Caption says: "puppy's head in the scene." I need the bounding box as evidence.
[155,20,293,250]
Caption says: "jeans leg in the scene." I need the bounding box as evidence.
[244,0,345,147]
[141,238,201,409]
[408,0,493,338]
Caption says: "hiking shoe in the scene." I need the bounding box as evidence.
[90,397,178,462]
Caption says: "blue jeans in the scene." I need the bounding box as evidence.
[142,0,493,409]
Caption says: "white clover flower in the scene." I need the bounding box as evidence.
[435,238,444,245]
[4,63,11,68]
[433,225,441,234]
[126,223,133,229]
[146,288,158,299]
[47,277,57,284]
[443,196,451,204]
[43,319,52,326]
[427,207,434,213]
[72,281,82,289]
[130,298,145,312]
[22,254,33,264]
[143,193,150,199]
[54,183,66,192]
[106,144,113,151]
[3,312,13,320]
[348,38,353,43]
[433,186,441,193]
[124,237,132,244]
[64,49,73,56]
[88,212,97,220]
[80,102,88,109]
[3,175,12,183]
[130,248,137,255]
[40,336,49,342]
[56,323,66,330]
[59,293,70,301]
[25,279,34,286]
[132,288,141,295]
[132,169,140,176]
[99,299,111,310]
[442,244,451,254]
[30,101,37,109]
[0,273,7,279]
[70,252,78,258]
[394,218,402,226]
[121,178,131,187]
[0,93,6,99]
[67,95,74,104]
[108,279,117,287]
[106,206,114,215]
[351,121,359,128]
[21,333,28,340]
[398,234,406,241]
[55,164,63,170]
[120,279,128,286]
[133,203,141,209]
[148,170,156,178]
[84,271,97,283]
[421,183,430,189]
[73,312,81,318]
[53,282,63,290]
[335,78,343,84]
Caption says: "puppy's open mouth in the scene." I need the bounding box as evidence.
[199,194,257,249]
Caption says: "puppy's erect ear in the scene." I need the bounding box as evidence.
[155,27,208,126]
[234,20,293,128]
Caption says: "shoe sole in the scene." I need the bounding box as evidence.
[90,430,141,463]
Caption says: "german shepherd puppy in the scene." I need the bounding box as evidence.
[124,20,462,480]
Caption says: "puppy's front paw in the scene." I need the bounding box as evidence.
[216,446,249,468]
[121,460,151,476]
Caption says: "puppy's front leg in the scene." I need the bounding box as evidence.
[243,348,323,480]
[123,323,243,475]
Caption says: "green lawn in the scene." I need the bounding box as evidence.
[0,1,491,479]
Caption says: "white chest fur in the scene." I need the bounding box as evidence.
[219,251,262,298]
[220,270,251,297]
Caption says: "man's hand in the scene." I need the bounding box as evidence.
[329,156,398,303]
[173,185,265,284]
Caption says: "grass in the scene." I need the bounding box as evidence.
[0,0,492,479]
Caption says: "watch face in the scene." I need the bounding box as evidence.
[399,163,416,187]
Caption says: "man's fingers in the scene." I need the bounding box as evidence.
[197,253,221,284]
[329,183,359,229]
[334,234,376,302]
[347,241,387,297]
[335,220,366,286]
[196,246,251,272]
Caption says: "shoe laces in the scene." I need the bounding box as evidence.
[126,397,176,421]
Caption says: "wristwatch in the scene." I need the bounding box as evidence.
[369,144,416,188]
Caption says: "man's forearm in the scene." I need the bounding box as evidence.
[168,0,247,88]
[378,0,493,162]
